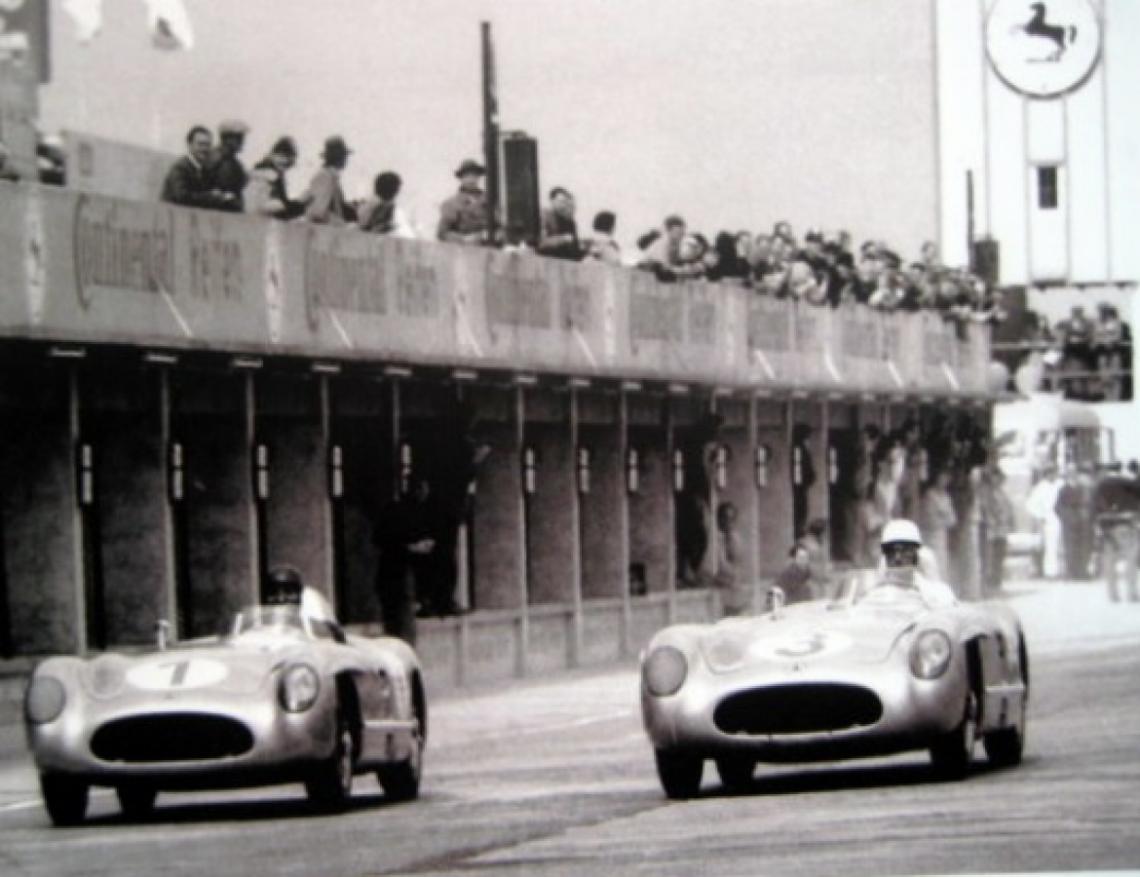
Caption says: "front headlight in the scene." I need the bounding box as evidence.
[279,664,320,713]
[910,630,952,680]
[643,646,687,697]
[25,676,66,724]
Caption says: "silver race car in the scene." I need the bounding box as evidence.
[24,597,426,825]
[641,570,1029,798]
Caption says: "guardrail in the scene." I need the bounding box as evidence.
[0,182,991,396]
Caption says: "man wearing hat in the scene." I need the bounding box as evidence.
[301,135,353,225]
[437,158,491,245]
[213,119,249,212]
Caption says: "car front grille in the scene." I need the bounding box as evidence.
[91,713,255,763]
[714,683,883,735]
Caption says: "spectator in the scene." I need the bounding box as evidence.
[246,136,302,220]
[748,234,775,288]
[797,517,831,593]
[36,133,65,185]
[160,125,235,211]
[583,210,621,264]
[1026,466,1063,578]
[773,543,815,605]
[1054,467,1086,579]
[1092,466,1140,602]
[0,140,19,182]
[735,230,753,267]
[537,186,582,260]
[301,135,354,225]
[637,214,687,281]
[1094,303,1130,401]
[1055,305,1096,398]
[791,423,816,537]
[374,476,439,644]
[713,501,751,616]
[919,469,957,583]
[978,467,1015,593]
[502,222,533,254]
[673,233,708,280]
[438,158,491,245]
[358,171,416,238]
[708,231,749,283]
[213,119,249,212]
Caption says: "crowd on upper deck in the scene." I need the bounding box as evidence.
[3,119,1129,401]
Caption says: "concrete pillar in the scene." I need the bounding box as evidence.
[826,400,860,564]
[755,398,793,577]
[791,399,828,539]
[85,366,169,647]
[257,373,331,601]
[627,392,671,594]
[1,361,81,654]
[579,391,625,600]
[523,388,575,606]
[171,369,257,638]
[469,386,524,612]
[713,395,758,598]
[329,377,392,625]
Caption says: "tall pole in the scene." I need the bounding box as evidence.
[481,21,500,245]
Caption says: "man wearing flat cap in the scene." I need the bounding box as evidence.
[213,119,249,212]
[437,158,491,245]
[301,135,353,225]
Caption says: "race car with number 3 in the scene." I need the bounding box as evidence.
[640,570,1029,798]
[24,595,427,825]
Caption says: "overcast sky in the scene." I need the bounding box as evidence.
[40,0,939,253]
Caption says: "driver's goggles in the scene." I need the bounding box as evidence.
[882,543,920,567]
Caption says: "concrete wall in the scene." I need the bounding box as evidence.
[627,394,671,595]
[258,374,332,601]
[578,391,625,600]
[85,369,168,647]
[1,364,79,654]
[524,392,576,606]
[171,372,256,638]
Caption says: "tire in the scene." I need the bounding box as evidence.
[378,697,425,802]
[714,754,755,791]
[985,637,1028,768]
[40,773,89,827]
[654,749,703,800]
[930,692,977,780]
[305,706,355,812]
[116,785,157,820]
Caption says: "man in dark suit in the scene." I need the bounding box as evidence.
[160,125,236,211]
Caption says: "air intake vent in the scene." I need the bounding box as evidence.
[91,713,254,763]
[714,684,882,735]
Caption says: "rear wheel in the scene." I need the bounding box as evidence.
[116,785,157,820]
[305,706,355,811]
[40,773,89,827]
[714,754,755,791]
[654,749,703,800]
[930,691,977,780]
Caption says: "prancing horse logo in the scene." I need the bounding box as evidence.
[1011,2,1077,63]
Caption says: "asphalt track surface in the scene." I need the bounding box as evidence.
[1,578,1139,877]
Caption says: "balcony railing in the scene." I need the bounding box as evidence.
[0,183,991,396]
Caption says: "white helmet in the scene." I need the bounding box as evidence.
[881,518,922,547]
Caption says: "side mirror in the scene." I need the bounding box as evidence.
[156,619,171,651]
[766,586,786,620]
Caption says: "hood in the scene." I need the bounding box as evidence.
[79,638,315,701]
[699,601,923,674]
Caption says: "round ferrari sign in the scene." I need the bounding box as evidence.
[985,0,1102,98]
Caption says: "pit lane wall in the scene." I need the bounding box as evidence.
[0,183,993,695]
[0,184,989,394]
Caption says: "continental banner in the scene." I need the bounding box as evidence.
[0,184,991,398]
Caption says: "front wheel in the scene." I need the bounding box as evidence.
[305,707,355,811]
[116,785,157,820]
[715,754,755,791]
[377,717,424,802]
[40,773,89,827]
[655,749,703,800]
[930,692,977,780]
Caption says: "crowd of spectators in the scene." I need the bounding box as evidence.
[992,297,1132,401]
